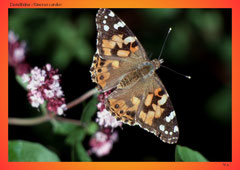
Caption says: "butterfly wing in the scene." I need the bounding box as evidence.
[90,8,148,91]
[106,73,179,144]
[105,75,150,125]
[136,74,179,144]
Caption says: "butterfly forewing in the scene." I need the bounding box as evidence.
[95,8,147,60]
[90,8,147,91]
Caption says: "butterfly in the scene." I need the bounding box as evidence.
[90,8,179,144]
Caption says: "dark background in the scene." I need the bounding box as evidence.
[9,9,231,161]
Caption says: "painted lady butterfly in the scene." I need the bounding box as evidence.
[90,8,179,144]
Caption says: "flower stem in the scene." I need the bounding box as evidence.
[8,114,51,126]
[8,88,98,126]
[8,114,87,127]
[66,88,97,109]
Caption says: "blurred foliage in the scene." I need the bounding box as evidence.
[74,142,92,162]
[9,9,94,69]
[63,96,98,161]
[206,87,231,124]
[9,140,60,162]
[144,9,180,20]
[51,120,78,135]
[175,145,208,162]
[81,96,98,123]
[188,10,223,44]
[167,22,191,63]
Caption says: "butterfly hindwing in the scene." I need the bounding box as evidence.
[136,74,179,144]
[105,76,149,125]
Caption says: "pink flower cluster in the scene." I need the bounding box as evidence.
[8,31,30,75]
[96,91,122,128]
[22,64,67,115]
[89,91,122,157]
[89,128,118,157]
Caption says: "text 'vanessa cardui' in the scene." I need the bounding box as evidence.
[90,8,179,144]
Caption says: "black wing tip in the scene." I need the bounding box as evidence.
[97,8,109,14]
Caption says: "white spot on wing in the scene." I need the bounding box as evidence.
[159,124,165,131]
[174,126,179,132]
[109,11,115,17]
[165,111,176,122]
[124,37,135,45]
[103,20,106,24]
[113,21,125,30]
[104,15,108,19]
[169,111,175,120]
[104,25,109,31]
[113,24,119,30]
[158,94,168,105]
[118,21,125,27]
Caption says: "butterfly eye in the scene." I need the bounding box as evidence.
[114,104,119,108]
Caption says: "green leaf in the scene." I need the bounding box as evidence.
[9,140,60,162]
[85,122,99,135]
[175,145,208,162]
[51,120,78,135]
[80,96,98,123]
[15,75,28,90]
[65,128,86,146]
[75,142,92,162]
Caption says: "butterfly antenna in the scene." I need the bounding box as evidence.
[161,65,191,79]
[158,27,172,61]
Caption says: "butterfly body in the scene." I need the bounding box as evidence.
[118,59,160,89]
[90,8,179,144]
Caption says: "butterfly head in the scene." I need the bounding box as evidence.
[151,59,164,70]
